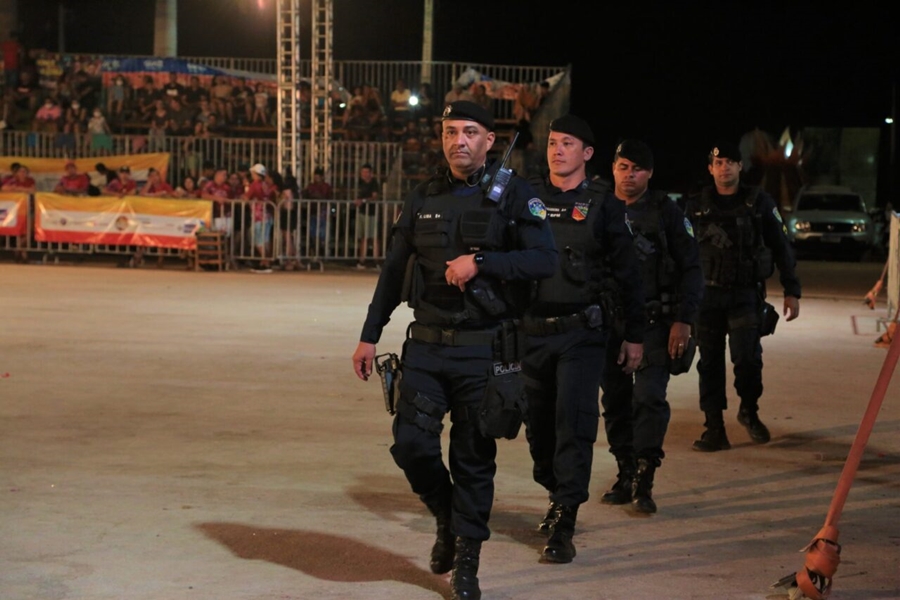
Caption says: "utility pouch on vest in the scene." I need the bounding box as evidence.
[478,360,526,440]
[756,246,774,280]
[374,353,402,415]
[760,301,779,336]
[401,253,418,303]
[468,277,507,316]
[583,304,604,329]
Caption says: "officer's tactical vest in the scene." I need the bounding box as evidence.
[691,186,773,287]
[404,170,519,327]
[628,190,678,304]
[529,177,609,307]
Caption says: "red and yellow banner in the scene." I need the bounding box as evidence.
[1,154,170,192]
[34,193,212,250]
[0,192,29,236]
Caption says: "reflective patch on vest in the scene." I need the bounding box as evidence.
[772,207,783,223]
[572,202,590,221]
[493,361,522,376]
[528,198,547,220]
[684,217,694,238]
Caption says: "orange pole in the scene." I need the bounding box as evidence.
[824,324,900,528]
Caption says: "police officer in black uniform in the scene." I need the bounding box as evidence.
[521,115,644,564]
[684,141,801,452]
[352,101,557,600]
[598,140,704,514]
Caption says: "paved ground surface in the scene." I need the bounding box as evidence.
[1,258,898,600]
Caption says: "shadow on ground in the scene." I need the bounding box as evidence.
[195,522,452,599]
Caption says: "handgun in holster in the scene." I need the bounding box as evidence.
[375,353,402,415]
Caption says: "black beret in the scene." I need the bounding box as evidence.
[441,100,495,131]
[549,114,595,146]
[615,139,654,170]
[709,141,741,163]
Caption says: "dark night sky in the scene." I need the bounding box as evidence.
[15,0,900,193]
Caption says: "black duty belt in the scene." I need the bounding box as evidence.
[408,323,497,346]
[521,313,587,336]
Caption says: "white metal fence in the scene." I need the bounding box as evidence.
[2,195,404,271]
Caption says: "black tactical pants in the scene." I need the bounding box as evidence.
[600,321,672,467]
[391,337,498,541]
[695,286,763,413]
[522,326,607,506]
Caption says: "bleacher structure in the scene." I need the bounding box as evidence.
[0,2,571,270]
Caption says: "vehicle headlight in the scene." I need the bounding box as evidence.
[793,221,811,233]
[851,222,867,233]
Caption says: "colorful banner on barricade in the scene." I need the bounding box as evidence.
[34,193,211,249]
[1,154,170,193]
[0,192,28,236]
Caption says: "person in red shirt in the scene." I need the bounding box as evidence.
[1,164,35,192]
[201,168,236,233]
[104,165,138,197]
[243,163,276,270]
[301,166,333,251]
[138,167,174,197]
[1,32,23,90]
[54,161,90,195]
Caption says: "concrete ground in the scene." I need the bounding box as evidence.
[0,259,898,600]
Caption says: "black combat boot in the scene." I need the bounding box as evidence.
[424,487,455,574]
[540,504,577,564]
[737,406,771,444]
[600,457,636,505]
[631,458,657,514]
[537,500,561,533]
[450,536,482,600]
[692,411,731,452]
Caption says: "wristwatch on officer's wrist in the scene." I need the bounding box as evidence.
[474,252,485,266]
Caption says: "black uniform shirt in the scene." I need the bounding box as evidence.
[625,193,704,325]
[692,185,802,299]
[539,181,645,344]
[359,172,557,344]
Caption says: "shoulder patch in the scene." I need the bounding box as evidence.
[528,198,547,220]
[772,207,783,223]
[683,217,694,238]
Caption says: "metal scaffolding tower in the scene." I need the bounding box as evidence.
[276,0,301,180]
[310,0,333,175]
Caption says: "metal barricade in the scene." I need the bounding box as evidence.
[271,196,403,270]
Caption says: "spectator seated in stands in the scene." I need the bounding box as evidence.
[106,75,129,122]
[54,161,90,195]
[230,77,255,125]
[87,108,113,155]
[362,83,385,133]
[251,83,270,126]
[174,175,201,199]
[13,70,40,114]
[343,102,371,141]
[148,99,170,151]
[166,98,194,135]
[138,167,175,197]
[104,165,137,197]
[71,70,101,115]
[1,164,36,192]
[62,99,87,134]
[161,72,185,104]
[183,75,210,112]
[135,75,161,122]
[209,75,234,124]
[193,97,217,128]
[33,97,62,133]
[388,78,412,133]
